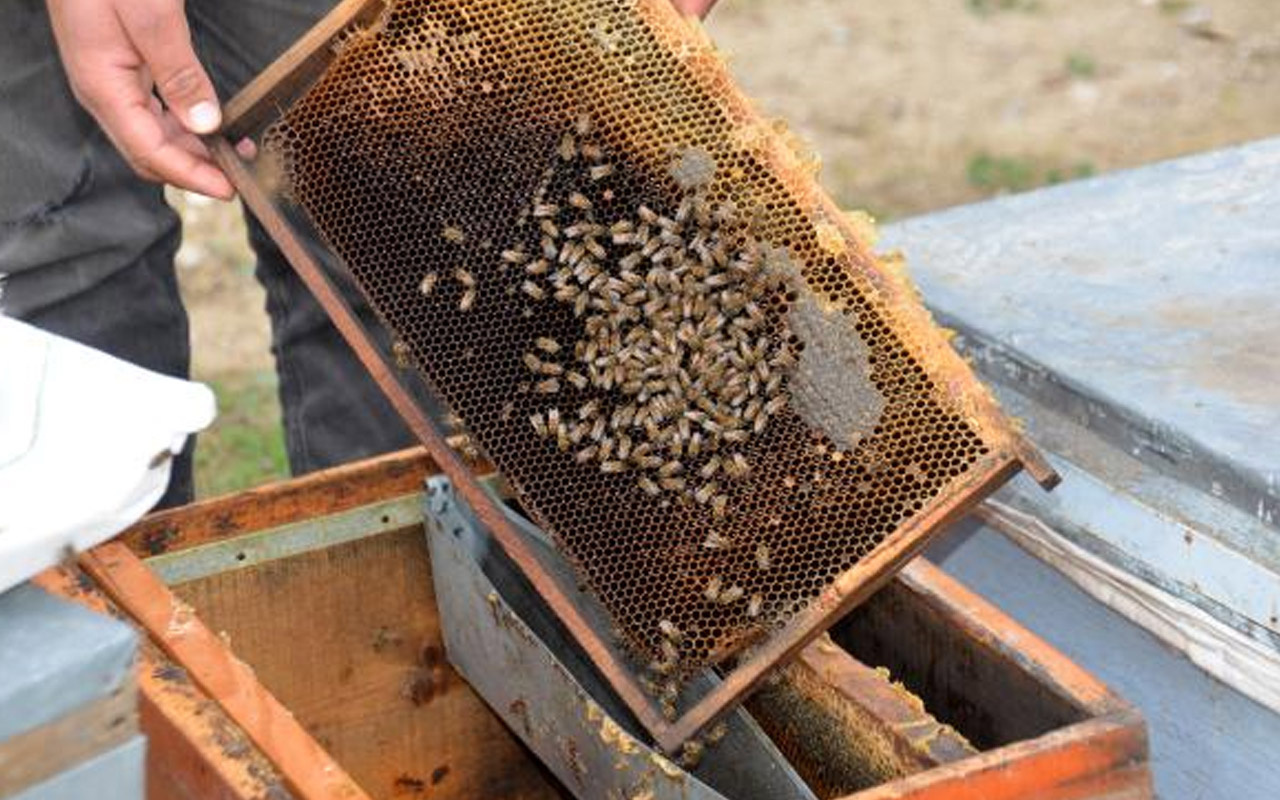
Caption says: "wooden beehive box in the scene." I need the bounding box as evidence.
[38,449,1151,799]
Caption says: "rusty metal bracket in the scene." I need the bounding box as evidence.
[422,475,817,800]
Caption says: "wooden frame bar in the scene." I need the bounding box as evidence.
[33,566,300,800]
[38,551,370,800]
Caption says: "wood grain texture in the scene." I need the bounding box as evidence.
[843,715,1153,800]
[171,526,565,800]
[34,566,292,800]
[121,447,435,558]
[747,635,974,798]
[75,543,371,800]
[221,0,387,140]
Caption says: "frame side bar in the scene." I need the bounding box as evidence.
[221,0,387,141]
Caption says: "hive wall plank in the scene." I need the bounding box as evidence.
[171,526,565,800]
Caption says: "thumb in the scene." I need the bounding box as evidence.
[117,1,221,134]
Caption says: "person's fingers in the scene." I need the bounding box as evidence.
[235,138,258,160]
[116,0,222,134]
[670,0,719,19]
[97,90,234,198]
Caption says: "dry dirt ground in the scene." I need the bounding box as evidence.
[176,0,1280,496]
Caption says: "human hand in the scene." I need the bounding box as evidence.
[670,0,720,18]
[46,0,234,199]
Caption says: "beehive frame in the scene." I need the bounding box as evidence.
[211,0,1057,752]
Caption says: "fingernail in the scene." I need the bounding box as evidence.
[188,101,221,134]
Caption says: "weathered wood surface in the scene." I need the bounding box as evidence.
[110,449,1152,799]
[172,526,565,800]
[121,447,435,557]
[747,634,975,798]
[221,0,387,140]
[34,565,294,800]
[66,544,372,800]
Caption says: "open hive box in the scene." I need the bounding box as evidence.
[38,450,1151,799]
[212,0,1058,750]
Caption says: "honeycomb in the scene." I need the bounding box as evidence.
[255,0,1015,707]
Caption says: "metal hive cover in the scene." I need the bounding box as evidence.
[217,0,1054,749]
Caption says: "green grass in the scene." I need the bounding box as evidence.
[1065,51,1097,79]
[966,0,1041,17]
[967,153,1096,194]
[193,371,289,498]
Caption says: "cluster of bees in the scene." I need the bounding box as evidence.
[500,118,795,519]
[418,116,804,745]
[513,116,799,728]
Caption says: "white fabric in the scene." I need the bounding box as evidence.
[0,317,216,593]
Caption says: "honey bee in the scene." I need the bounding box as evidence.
[574,113,593,136]
[637,205,658,224]
[658,460,683,477]
[575,445,598,464]
[687,432,703,457]
[727,452,751,478]
[747,593,764,618]
[454,268,475,288]
[459,289,476,312]
[590,164,615,181]
[535,378,560,394]
[755,542,771,570]
[539,361,563,376]
[637,476,660,496]
[718,585,744,605]
[524,259,549,276]
[711,494,728,518]
[566,370,589,390]
[529,412,548,438]
[764,395,788,417]
[658,476,686,492]
[536,336,560,354]
[680,740,705,770]
[501,248,527,265]
[419,271,438,296]
[521,281,546,301]
[704,575,723,602]
[392,340,413,369]
[705,722,729,745]
[658,619,683,643]
[541,237,559,259]
[771,349,797,370]
[699,456,721,479]
[702,530,731,550]
[442,226,465,244]
[694,481,717,505]
[557,132,576,161]
[523,352,543,373]
[539,219,559,238]
[568,192,592,211]
[600,459,627,474]
[585,239,607,260]
[660,700,677,722]
[581,143,604,162]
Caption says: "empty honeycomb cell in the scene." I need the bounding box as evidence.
[246,0,1026,714]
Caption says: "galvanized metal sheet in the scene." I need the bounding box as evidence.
[425,476,816,800]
